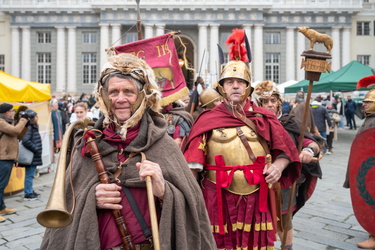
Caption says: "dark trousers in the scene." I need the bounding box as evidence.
[0,160,14,210]
[327,131,334,149]
[346,112,356,129]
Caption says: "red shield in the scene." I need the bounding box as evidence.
[349,127,375,235]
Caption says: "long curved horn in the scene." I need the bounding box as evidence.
[37,117,94,228]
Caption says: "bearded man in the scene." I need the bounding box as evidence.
[253,81,322,250]
[41,53,216,250]
[183,57,301,249]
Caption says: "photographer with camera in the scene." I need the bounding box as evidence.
[19,109,42,200]
[0,103,29,222]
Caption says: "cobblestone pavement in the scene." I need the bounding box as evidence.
[0,120,369,250]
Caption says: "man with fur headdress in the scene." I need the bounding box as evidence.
[41,53,216,250]
[183,29,301,250]
[253,80,322,250]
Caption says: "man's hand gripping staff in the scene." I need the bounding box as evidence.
[86,130,162,250]
[85,130,135,250]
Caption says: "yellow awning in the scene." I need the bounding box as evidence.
[0,71,51,102]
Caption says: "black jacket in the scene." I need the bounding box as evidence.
[20,123,43,166]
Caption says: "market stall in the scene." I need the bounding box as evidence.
[0,71,52,195]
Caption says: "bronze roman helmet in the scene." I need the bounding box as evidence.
[357,75,375,115]
[363,89,375,114]
[199,88,222,109]
[216,29,253,102]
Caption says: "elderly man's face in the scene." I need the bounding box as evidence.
[52,102,58,110]
[107,76,139,124]
[223,78,247,104]
[260,96,279,115]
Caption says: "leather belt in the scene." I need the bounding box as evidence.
[110,243,152,250]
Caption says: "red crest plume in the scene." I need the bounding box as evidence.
[357,75,375,89]
[226,29,248,62]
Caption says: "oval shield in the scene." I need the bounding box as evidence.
[349,127,375,236]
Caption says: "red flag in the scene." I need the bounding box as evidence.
[113,33,189,106]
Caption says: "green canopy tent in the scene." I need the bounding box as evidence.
[285,61,375,93]
[284,70,334,93]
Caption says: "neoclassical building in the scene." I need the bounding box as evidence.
[0,0,374,95]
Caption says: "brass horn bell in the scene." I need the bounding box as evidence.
[37,118,94,228]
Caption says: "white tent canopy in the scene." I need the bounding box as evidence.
[277,80,298,94]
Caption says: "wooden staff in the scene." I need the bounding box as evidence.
[266,154,282,235]
[86,136,135,250]
[139,152,161,250]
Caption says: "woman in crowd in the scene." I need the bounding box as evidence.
[20,109,43,200]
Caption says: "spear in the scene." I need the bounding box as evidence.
[135,0,143,40]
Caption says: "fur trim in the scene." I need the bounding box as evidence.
[94,53,162,139]
[253,81,282,104]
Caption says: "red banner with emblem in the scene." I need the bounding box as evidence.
[112,33,189,106]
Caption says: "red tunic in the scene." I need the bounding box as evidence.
[184,100,301,249]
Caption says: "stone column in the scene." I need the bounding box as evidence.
[342,26,351,66]
[20,26,31,81]
[55,26,66,93]
[10,26,20,78]
[99,23,110,69]
[253,24,264,82]
[144,24,154,39]
[331,26,341,71]
[209,23,220,83]
[286,27,295,81]
[155,24,165,36]
[296,29,306,80]
[243,24,253,45]
[111,23,122,46]
[198,24,208,77]
[67,26,77,94]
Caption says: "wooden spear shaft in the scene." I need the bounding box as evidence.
[281,80,314,249]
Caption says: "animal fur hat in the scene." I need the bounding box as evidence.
[253,81,282,105]
[253,80,283,115]
[95,53,162,139]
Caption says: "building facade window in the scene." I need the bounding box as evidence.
[265,53,280,84]
[82,53,97,84]
[37,32,51,43]
[0,55,4,71]
[265,32,281,44]
[82,32,97,44]
[125,32,137,43]
[37,53,52,83]
[357,21,370,35]
[357,55,370,65]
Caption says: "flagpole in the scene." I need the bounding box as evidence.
[281,42,332,250]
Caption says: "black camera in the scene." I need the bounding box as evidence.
[19,111,29,119]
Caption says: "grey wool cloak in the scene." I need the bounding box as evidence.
[40,109,216,250]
